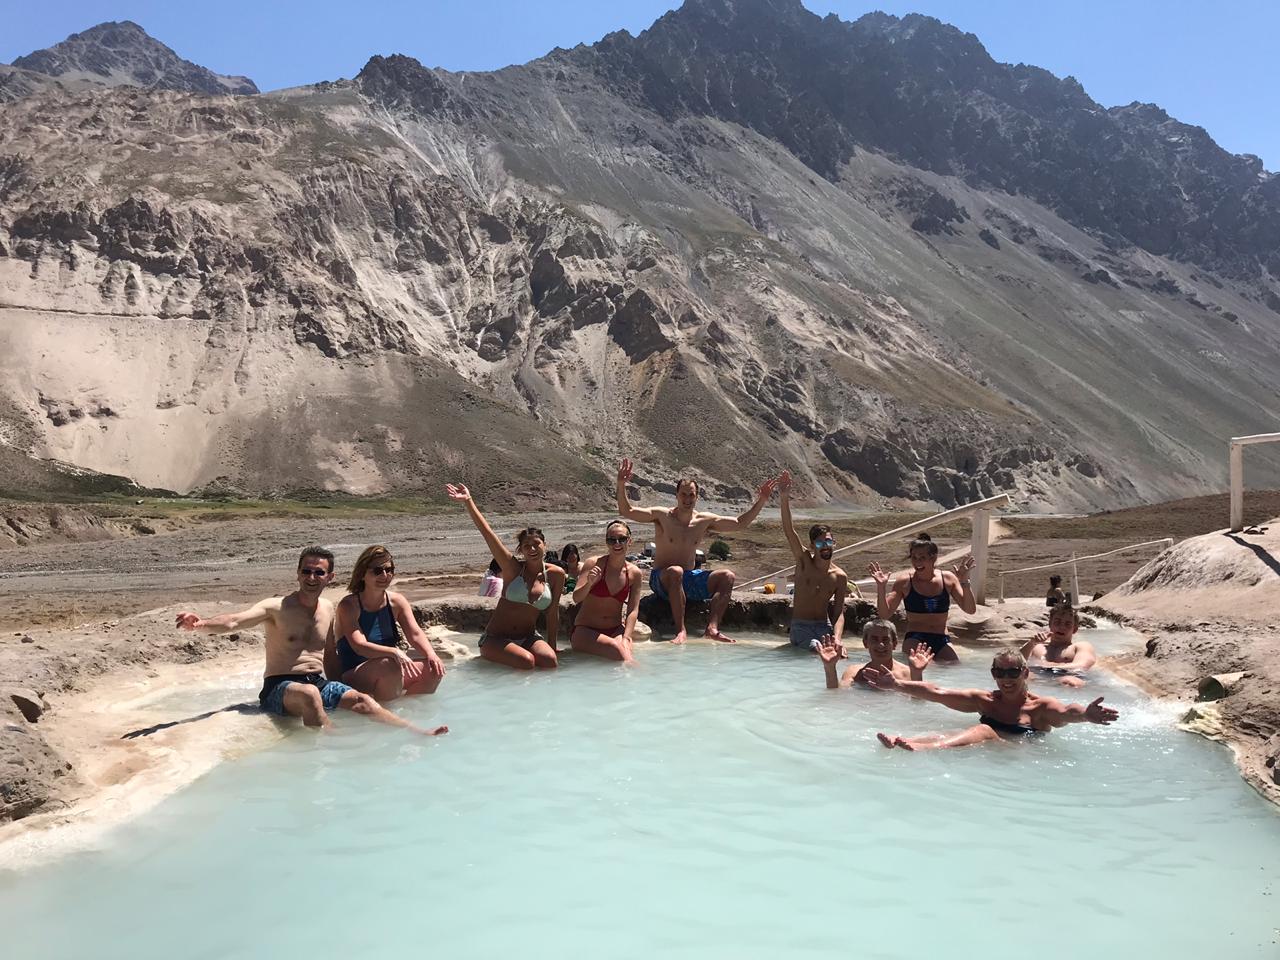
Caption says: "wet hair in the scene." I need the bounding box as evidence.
[908,533,939,559]
[808,523,832,543]
[513,527,545,562]
[862,618,898,643]
[560,543,581,564]
[1048,602,1080,629]
[675,476,699,496]
[297,545,334,574]
[348,545,393,593]
[1049,575,1063,588]
[488,558,502,575]
[992,648,1027,669]
[605,519,632,538]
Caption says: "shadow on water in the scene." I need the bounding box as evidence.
[120,702,260,739]
[1223,532,1280,577]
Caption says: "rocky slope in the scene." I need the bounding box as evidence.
[10,21,257,95]
[0,4,1277,509]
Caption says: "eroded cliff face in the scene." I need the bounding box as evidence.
[0,5,1277,509]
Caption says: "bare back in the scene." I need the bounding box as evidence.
[262,594,336,677]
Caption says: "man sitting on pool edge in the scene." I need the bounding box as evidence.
[864,648,1118,750]
[175,546,447,735]
[818,619,932,687]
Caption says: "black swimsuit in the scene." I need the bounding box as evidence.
[980,715,1041,736]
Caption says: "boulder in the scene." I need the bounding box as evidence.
[5,688,44,723]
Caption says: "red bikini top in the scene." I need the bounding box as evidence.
[589,563,631,603]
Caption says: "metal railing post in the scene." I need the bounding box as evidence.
[971,508,991,605]
[1230,441,1244,532]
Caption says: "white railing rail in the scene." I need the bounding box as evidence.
[1230,432,1280,532]
[995,538,1174,603]
[741,493,1010,604]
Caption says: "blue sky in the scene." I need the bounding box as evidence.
[3,0,1275,169]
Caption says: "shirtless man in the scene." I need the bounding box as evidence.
[818,620,931,688]
[616,458,778,643]
[175,546,446,734]
[1021,603,1096,688]
[779,470,847,652]
[865,648,1118,751]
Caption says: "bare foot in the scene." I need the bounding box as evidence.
[877,732,896,749]
[672,630,688,644]
[418,725,449,736]
[895,737,916,752]
[704,627,737,643]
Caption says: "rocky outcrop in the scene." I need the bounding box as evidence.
[11,21,257,95]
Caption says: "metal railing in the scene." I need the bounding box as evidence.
[1230,432,1280,531]
[995,538,1174,603]
[741,493,1010,604]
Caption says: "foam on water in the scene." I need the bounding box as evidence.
[2,628,1278,959]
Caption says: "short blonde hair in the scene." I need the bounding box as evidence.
[862,618,898,642]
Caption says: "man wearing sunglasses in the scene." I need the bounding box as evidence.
[617,458,779,643]
[862,648,1118,750]
[175,546,445,734]
[778,470,848,652]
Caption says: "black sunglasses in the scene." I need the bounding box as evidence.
[300,568,329,579]
[605,536,629,545]
[370,564,395,576]
[991,666,1023,679]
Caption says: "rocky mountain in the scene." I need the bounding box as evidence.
[10,21,257,96]
[0,2,1276,510]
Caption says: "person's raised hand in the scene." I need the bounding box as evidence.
[908,642,934,673]
[618,459,634,484]
[952,555,976,582]
[1032,631,1051,647]
[861,664,898,690]
[756,475,779,502]
[867,562,889,587]
[175,611,201,631]
[583,564,603,587]
[818,636,845,666]
[778,470,792,494]
[445,483,471,502]
[1085,696,1118,725]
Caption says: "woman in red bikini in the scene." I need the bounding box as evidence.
[570,520,644,663]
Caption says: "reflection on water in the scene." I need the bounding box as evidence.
[1,628,1278,959]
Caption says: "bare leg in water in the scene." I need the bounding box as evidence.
[876,724,999,751]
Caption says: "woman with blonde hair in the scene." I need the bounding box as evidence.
[446,483,564,669]
[331,545,446,700]
[571,520,644,663]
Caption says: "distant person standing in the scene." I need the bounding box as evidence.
[616,458,779,644]
[868,534,975,663]
[777,470,848,653]
[1046,575,1066,609]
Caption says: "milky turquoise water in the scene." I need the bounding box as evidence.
[2,627,1277,959]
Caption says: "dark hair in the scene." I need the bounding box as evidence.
[298,545,334,573]
[676,477,699,495]
[513,527,545,562]
[488,558,502,575]
[348,545,393,593]
[560,543,581,563]
[1049,575,1063,587]
[908,533,938,559]
[808,524,832,543]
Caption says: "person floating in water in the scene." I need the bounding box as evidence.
[570,520,644,663]
[616,458,778,644]
[1045,575,1067,608]
[865,648,1119,750]
[447,482,564,669]
[818,619,932,688]
[778,470,849,653]
[175,546,446,734]
[1021,603,1096,688]
[332,545,446,701]
[868,533,976,663]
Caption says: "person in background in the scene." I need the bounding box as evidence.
[1021,603,1096,688]
[479,558,503,598]
[1046,575,1067,608]
[559,543,582,593]
[777,470,848,653]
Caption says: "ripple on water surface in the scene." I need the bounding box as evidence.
[1,630,1278,959]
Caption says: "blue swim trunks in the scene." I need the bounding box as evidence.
[789,619,832,651]
[258,673,353,716]
[649,566,713,603]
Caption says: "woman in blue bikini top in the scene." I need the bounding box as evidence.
[446,482,564,671]
[867,533,976,664]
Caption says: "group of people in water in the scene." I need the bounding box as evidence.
[175,460,1119,748]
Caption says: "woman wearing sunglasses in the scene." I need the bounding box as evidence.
[332,545,446,700]
[862,648,1119,750]
[570,520,644,662]
[447,482,564,669]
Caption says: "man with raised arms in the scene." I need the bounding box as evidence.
[617,458,778,644]
[1021,603,1096,688]
[864,648,1117,751]
[175,546,446,735]
[819,620,932,688]
[778,470,848,653]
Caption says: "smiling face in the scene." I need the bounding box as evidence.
[605,522,631,557]
[991,652,1029,693]
[863,626,898,659]
[1048,608,1079,642]
[296,554,334,595]
[676,478,699,510]
[809,524,834,561]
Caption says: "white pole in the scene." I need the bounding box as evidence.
[1230,442,1244,532]
[971,508,991,605]
[1071,552,1081,605]
[998,572,1005,604]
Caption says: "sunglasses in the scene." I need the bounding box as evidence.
[605,536,629,545]
[370,564,395,576]
[991,666,1024,679]
[814,539,836,549]
[299,568,329,579]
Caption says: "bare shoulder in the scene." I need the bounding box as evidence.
[388,591,412,612]
[829,562,848,580]
[546,564,566,584]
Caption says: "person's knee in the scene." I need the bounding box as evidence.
[342,691,379,715]
[717,569,737,590]
[535,651,558,669]
[661,565,685,585]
